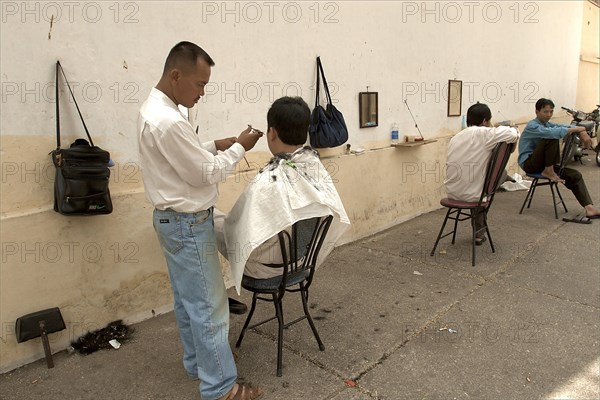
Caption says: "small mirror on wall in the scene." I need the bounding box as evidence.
[447,80,462,117]
[359,91,378,128]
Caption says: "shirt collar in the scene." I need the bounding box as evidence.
[151,87,178,110]
[150,87,188,119]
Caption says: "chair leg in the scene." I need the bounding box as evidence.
[519,179,537,214]
[430,208,453,256]
[549,183,559,219]
[471,215,476,267]
[235,293,258,348]
[555,184,568,213]
[300,284,325,351]
[451,209,460,244]
[527,179,538,209]
[273,293,284,377]
[484,212,495,253]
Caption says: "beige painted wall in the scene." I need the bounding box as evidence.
[576,1,599,111]
[0,1,593,372]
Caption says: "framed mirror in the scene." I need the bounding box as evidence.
[447,80,462,117]
[359,92,378,128]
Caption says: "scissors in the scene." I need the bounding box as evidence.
[242,125,264,168]
[247,124,264,136]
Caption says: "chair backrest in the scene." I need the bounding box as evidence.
[277,215,334,288]
[479,142,515,206]
[558,133,578,175]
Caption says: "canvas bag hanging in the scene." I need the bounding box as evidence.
[308,56,349,148]
[50,61,113,215]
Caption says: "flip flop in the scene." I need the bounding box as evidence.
[562,217,592,224]
[585,214,600,219]
[475,237,487,246]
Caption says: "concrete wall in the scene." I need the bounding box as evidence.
[0,1,593,372]
[576,1,599,111]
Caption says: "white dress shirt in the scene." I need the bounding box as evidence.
[445,125,519,202]
[138,88,245,212]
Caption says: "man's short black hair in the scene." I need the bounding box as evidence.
[267,97,310,145]
[162,41,215,76]
[535,98,555,111]
[466,102,492,127]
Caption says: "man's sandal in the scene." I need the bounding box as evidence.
[562,217,592,224]
[226,383,263,400]
[475,237,487,246]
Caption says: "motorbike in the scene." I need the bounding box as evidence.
[561,105,600,167]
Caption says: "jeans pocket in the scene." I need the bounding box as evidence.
[154,215,184,255]
[189,209,211,226]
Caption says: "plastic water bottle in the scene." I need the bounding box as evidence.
[391,122,399,144]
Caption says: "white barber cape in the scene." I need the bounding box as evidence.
[223,146,350,294]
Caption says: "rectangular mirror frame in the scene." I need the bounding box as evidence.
[359,92,378,128]
[447,80,462,117]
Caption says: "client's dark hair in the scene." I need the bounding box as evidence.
[267,97,310,145]
[466,102,492,127]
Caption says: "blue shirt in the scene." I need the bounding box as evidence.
[518,118,570,166]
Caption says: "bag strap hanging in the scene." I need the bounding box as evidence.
[314,56,333,108]
[55,60,95,148]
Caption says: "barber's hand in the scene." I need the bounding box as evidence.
[214,137,237,151]
[237,127,262,151]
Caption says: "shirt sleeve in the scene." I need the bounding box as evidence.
[154,120,245,186]
[201,140,217,154]
[484,126,520,149]
[523,120,568,139]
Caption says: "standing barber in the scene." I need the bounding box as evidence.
[138,41,263,400]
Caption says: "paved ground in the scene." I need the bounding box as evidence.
[1,159,599,400]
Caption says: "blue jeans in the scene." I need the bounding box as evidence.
[153,208,236,400]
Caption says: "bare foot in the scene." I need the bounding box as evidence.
[585,205,600,218]
[540,170,565,184]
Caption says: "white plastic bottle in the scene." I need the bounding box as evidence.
[391,122,399,144]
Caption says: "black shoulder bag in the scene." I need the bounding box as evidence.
[308,56,349,148]
[51,61,113,215]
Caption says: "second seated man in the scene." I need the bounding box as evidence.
[444,102,520,245]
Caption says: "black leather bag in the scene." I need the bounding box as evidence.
[51,61,113,215]
[308,57,348,148]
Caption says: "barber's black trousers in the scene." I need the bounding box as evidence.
[522,139,593,207]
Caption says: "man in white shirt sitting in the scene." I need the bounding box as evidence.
[215,96,350,293]
[444,102,519,245]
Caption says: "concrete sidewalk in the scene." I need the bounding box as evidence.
[1,161,599,400]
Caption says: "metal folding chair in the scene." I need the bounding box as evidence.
[430,142,514,266]
[235,215,333,377]
[519,133,579,219]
